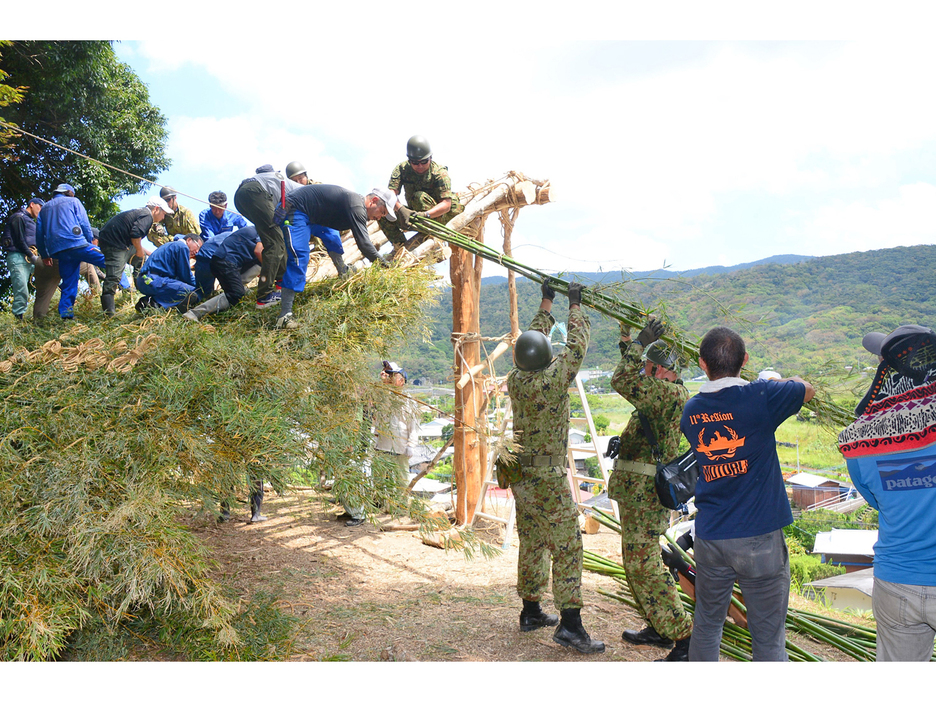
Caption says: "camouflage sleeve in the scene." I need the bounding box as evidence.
[178,206,201,235]
[528,308,555,336]
[433,165,454,201]
[147,222,169,247]
[388,162,405,193]
[612,342,684,417]
[553,306,590,385]
[610,342,645,398]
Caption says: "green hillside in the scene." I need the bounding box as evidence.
[396,245,936,384]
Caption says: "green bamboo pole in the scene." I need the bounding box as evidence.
[409,215,854,428]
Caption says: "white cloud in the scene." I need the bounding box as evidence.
[791,182,936,256]
[119,38,936,270]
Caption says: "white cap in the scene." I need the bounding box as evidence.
[369,187,398,221]
[147,196,174,214]
[758,370,781,381]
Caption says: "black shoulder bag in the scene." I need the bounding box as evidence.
[636,411,699,511]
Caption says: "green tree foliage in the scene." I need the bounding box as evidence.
[0,40,170,223]
[0,266,442,660]
[0,41,26,159]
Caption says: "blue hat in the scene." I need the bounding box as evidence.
[54,184,75,193]
[29,197,44,206]
[255,164,274,173]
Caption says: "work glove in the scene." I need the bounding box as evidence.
[397,206,415,230]
[541,280,556,301]
[374,254,391,268]
[272,204,290,226]
[567,282,585,307]
[636,316,665,347]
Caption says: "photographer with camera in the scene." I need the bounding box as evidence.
[608,316,693,661]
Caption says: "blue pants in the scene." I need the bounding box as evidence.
[689,530,790,661]
[136,273,197,308]
[283,210,341,292]
[193,259,216,300]
[56,245,106,318]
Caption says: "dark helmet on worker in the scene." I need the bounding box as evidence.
[514,330,553,372]
[406,135,432,162]
[644,341,682,372]
[286,161,307,180]
[159,186,177,200]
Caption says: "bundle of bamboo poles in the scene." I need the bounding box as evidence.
[584,509,935,662]
[408,214,854,430]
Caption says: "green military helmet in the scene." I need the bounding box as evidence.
[644,340,682,371]
[406,135,432,161]
[514,330,553,371]
[286,161,307,180]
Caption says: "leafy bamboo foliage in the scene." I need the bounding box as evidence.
[0,265,442,660]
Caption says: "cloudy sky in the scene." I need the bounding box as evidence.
[92,6,936,279]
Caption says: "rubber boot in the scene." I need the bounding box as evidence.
[101,292,116,316]
[183,292,230,322]
[520,599,559,632]
[249,482,267,523]
[218,500,231,523]
[553,608,605,654]
[176,291,200,314]
[328,250,349,277]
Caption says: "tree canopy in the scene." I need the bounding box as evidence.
[0,40,169,223]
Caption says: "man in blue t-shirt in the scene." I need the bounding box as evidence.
[680,327,813,661]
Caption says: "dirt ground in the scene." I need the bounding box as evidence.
[194,490,859,663]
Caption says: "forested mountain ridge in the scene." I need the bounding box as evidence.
[479,253,815,285]
[398,245,936,384]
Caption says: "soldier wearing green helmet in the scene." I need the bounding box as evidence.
[146,186,202,247]
[506,279,605,655]
[379,135,464,253]
[608,318,694,661]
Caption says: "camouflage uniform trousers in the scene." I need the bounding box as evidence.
[511,466,584,611]
[379,191,463,249]
[617,471,693,641]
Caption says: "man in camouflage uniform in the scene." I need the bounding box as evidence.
[379,135,464,252]
[147,187,201,247]
[608,317,693,661]
[506,280,604,655]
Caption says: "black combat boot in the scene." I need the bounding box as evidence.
[553,608,605,654]
[519,599,559,632]
[249,484,267,523]
[656,636,690,661]
[622,625,674,648]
